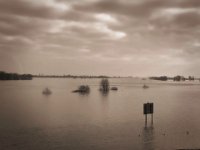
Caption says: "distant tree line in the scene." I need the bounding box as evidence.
[149,75,196,81]
[149,76,168,81]
[33,74,111,79]
[0,71,32,80]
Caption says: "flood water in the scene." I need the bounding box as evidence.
[0,78,200,150]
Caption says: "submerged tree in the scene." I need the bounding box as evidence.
[100,78,109,92]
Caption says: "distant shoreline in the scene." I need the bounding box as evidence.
[1,71,199,81]
[0,71,129,80]
[33,75,125,79]
[0,71,32,80]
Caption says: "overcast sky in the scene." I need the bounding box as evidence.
[0,0,200,76]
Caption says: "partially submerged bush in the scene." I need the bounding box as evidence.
[42,87,52,95]
[143,84,149,89]
[111,87,118,90]
[78,85,90,93]
[73,85,90,93]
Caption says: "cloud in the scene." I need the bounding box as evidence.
[0,0,200,76]
[94,23,126,39]
[0,0,70,19]
[79,48,91,53]
[94,13,118,23]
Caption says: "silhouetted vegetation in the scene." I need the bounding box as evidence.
[42,88,52,95]
[143,84,149,89]
[173,75,185,81]
[0,71,32,80]
[34,74,110,79]
[188,76,195,81]
[100,79,109,92]
[111,87,118,90]
[149,76,168,81]
[150,75,198,82]
[73,85,90,93]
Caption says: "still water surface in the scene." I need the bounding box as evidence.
[0,78,200,150]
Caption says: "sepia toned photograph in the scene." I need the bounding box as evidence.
[0,0,200,150]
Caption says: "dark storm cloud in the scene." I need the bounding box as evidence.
[169,12,200,28]
[0,0,64,19]
[74,0,168,18]
[0,0,200,76]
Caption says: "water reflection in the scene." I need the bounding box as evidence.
[100,90,109,97]
[99,89,110,114]
[1,78,200,150]
[142,126,155,150]
[78,91,90,97]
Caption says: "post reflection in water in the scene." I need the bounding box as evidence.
[142,125,155,150]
